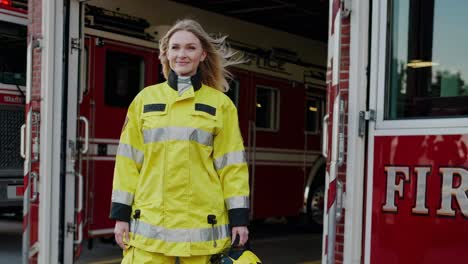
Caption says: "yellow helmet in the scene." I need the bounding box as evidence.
[233,250,262,264]
[215,249,262,264]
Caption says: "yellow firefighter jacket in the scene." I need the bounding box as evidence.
[110,70,250,257]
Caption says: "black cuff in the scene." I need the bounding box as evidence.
[228,208,249,226]
[109,202,132,222]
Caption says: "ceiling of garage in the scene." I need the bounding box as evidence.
[170,0,329,42]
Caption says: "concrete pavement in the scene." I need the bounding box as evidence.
[1,215,322,264]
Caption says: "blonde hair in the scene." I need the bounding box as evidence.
[159,19,243,92]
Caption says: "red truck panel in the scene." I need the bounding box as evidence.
[371,135,468,263]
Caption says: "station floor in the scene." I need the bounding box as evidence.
[0,214,322,264]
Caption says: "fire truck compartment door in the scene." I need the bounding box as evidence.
[364,1,468,263]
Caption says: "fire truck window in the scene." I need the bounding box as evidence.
[256,86,279,130]
[105,50,145,108]
[226,79,239,108]
[305,97,322,134]
[386,0,468,119]
[0,21,27,86]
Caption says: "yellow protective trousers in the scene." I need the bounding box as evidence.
[122,246,211,264]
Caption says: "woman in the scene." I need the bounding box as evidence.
[110,19,250,263]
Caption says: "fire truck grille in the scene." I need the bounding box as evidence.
[0,106,25,172]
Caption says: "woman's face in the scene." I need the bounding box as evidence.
[167,30,207,77]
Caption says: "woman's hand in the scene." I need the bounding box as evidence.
[114,220,130,249]
[231,226,249,247]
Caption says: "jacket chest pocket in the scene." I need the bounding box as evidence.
[190,103,219,133]
[141,104,168,129]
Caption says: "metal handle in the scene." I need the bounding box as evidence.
[74,172,84,244]
[79,116,89,154]
[30,172,39,202]
[337,99,345,166]
[335,180,344,222]
[20,124,26,158]
[322,115,329,158]
[31,112,40,162]
[75,172,83,213]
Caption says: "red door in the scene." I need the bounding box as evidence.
[81,36,159,237]
[365,1,468,263]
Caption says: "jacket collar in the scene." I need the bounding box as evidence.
[168,69,202,92]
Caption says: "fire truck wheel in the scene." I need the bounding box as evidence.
[307,185,324,225]
[306,168,325,230]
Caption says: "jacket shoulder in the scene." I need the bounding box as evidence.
[135,83,169,103]
[138,83,165,96]
[200,84,236,110]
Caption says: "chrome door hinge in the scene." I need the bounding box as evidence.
[33,37,43,50]
[71,38,81,53]
[341,0,351,17]
[67,222,76,234]
[95,37,104,46]
[358,109,375,137]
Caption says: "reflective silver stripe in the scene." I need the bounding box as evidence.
[117,143,144,164]
[111,190,134,205]
[143,127,213,146]
[225,196,250,210]
[214,151,246,171]
[131,220,230,242]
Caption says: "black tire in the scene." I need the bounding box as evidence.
[306,166,325,231]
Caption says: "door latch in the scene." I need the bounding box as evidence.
[67,222,76,234]
[71,38,81,54]
[358,110,375,137]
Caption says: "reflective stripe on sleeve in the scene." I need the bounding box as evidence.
[111,190,134,206]
[130,220,230,243]
[225,196,250,210]
[117,143,144,164]
[214,151,246,171]
[143,127,213,146]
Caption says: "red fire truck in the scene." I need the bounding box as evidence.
[0,0,27,216]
